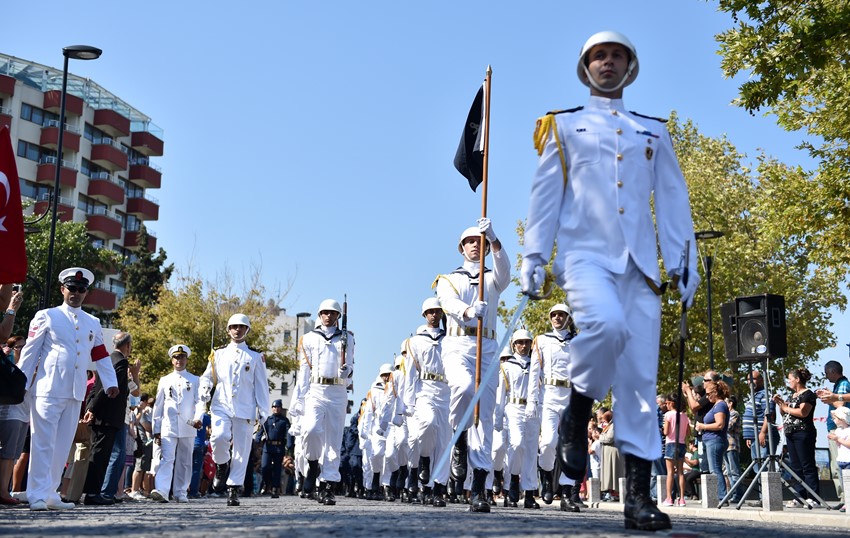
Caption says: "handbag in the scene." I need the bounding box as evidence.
[0,349,27,405]
[74,420,92,444]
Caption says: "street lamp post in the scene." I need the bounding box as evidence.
[695,230,724,370]
[42,45,102,309]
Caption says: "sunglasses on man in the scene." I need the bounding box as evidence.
[64,285,88,293]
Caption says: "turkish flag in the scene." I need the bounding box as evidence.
[0,126,27,283]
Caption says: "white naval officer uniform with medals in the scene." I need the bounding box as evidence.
[17,267,118,509]
[199,340,270,488]
[293,322,355,484]
[524,95,698,462]
[152,345,205,501]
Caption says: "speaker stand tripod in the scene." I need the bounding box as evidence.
[720,360,834,511]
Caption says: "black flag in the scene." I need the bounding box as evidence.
[453,85,485,191]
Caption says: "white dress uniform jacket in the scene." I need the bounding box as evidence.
[494,353,538,490]
[153,371,204,438]
[199,342,270,421]
[523,96,697,287]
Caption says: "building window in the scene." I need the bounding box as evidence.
[19,179,51,200]
[77,194,106,214]
[280,382,289,396]
[284,330,292,343]
[16,140,52,162]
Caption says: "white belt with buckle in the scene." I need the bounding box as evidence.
[448,326,496,340]
[544,377,572,388]
[508,397,528,405]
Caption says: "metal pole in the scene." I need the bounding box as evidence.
[42,54,70,309]
[706,254,715,370]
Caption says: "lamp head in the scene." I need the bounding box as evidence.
[63,45,102,61]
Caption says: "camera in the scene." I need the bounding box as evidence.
[12,284,20,292]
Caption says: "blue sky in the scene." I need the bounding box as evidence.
[6,1,847,427]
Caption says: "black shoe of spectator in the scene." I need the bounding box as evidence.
[271,488,279,499]
[557,391,593,481]
[83,494,114,506]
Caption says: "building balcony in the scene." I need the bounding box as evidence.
[124,228,157,251]
[0,74,15,97]
[43,90,84,116]
[36,157,78,188]
[128,161,162,189]
[84,284,116,311]
[34,194,75,222]
[93,109,130,138]
[86,209,122,240]
[40,121,81,152]
[130,130,164,156]
[125,194,159,221]
[87,173,125,205]
[90,139,128,172]
[0,108,10,130]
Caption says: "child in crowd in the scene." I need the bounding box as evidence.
[663,393,690,507]
[827,407,850,471]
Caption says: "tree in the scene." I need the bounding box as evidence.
[120,224,173,307]
[115,269,297,395]
[15,219,121,334]
[505,114,846,398]
[713,0,850,270]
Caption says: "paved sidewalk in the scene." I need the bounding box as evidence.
[0,494,846,538]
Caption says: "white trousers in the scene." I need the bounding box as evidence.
[539,386,575,486]
[210,414,254,486]
[409,382,451,485]
[443,336,498,471]
[301,385,346,482]
[563,258,662,461]
[27,396,81,504]
[505,405,539,490]
[155,436,193,497]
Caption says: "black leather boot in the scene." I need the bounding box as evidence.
[303,460,320,499]
[560,484,580,512]
[541,469,554,504]
[469,468,490,513]
[388,470,399,501]
[492,469,504,495]
[451,431,468,485]
[322,482,336,506]
[212,462,230,494]
[316,481,327,503]
[419,455,431,485]
[557,391,594,480]
[524,490,540,509]
[447,478,459,503]
[623,455,672,531]
[271,487,279,499]
[370,472,381,500]
[296,472,306,497]
[431,484,445,507]
[226,486,240,506]
[384,485,395,502]
[509,474,521,506]
[570,486,587,508]
[486,490,495,506]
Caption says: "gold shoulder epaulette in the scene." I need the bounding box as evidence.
[533,107,582,156]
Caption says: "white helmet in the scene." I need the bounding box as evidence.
[457,227,490,256]
[394,355,404,369]
[227,313,251,329]
[317,299,342,314]
[500,346,513,359]
[577,31,639,93]
[379,363,393,376]
[549,303,572,317]
[511,329,533,347]
[421,297,441,316]
[400,340,407,354]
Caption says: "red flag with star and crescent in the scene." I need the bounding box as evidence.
[0,126,27,283]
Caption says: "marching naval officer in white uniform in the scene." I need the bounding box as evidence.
[151,345,204,503]
[18,267,118,511]
[521,31,699,531]
[199,313,270,507]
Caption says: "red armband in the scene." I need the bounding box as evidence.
[91,344,109,361]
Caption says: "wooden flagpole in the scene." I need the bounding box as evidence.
[473,66,492,428]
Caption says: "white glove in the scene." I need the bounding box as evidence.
[465,300,487,320]
[525,403,539,420]
[477,217,497,242]
[290,422,301,436]
[339,363,353,379]
[672,269,701,308]
[520,255,546,295]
